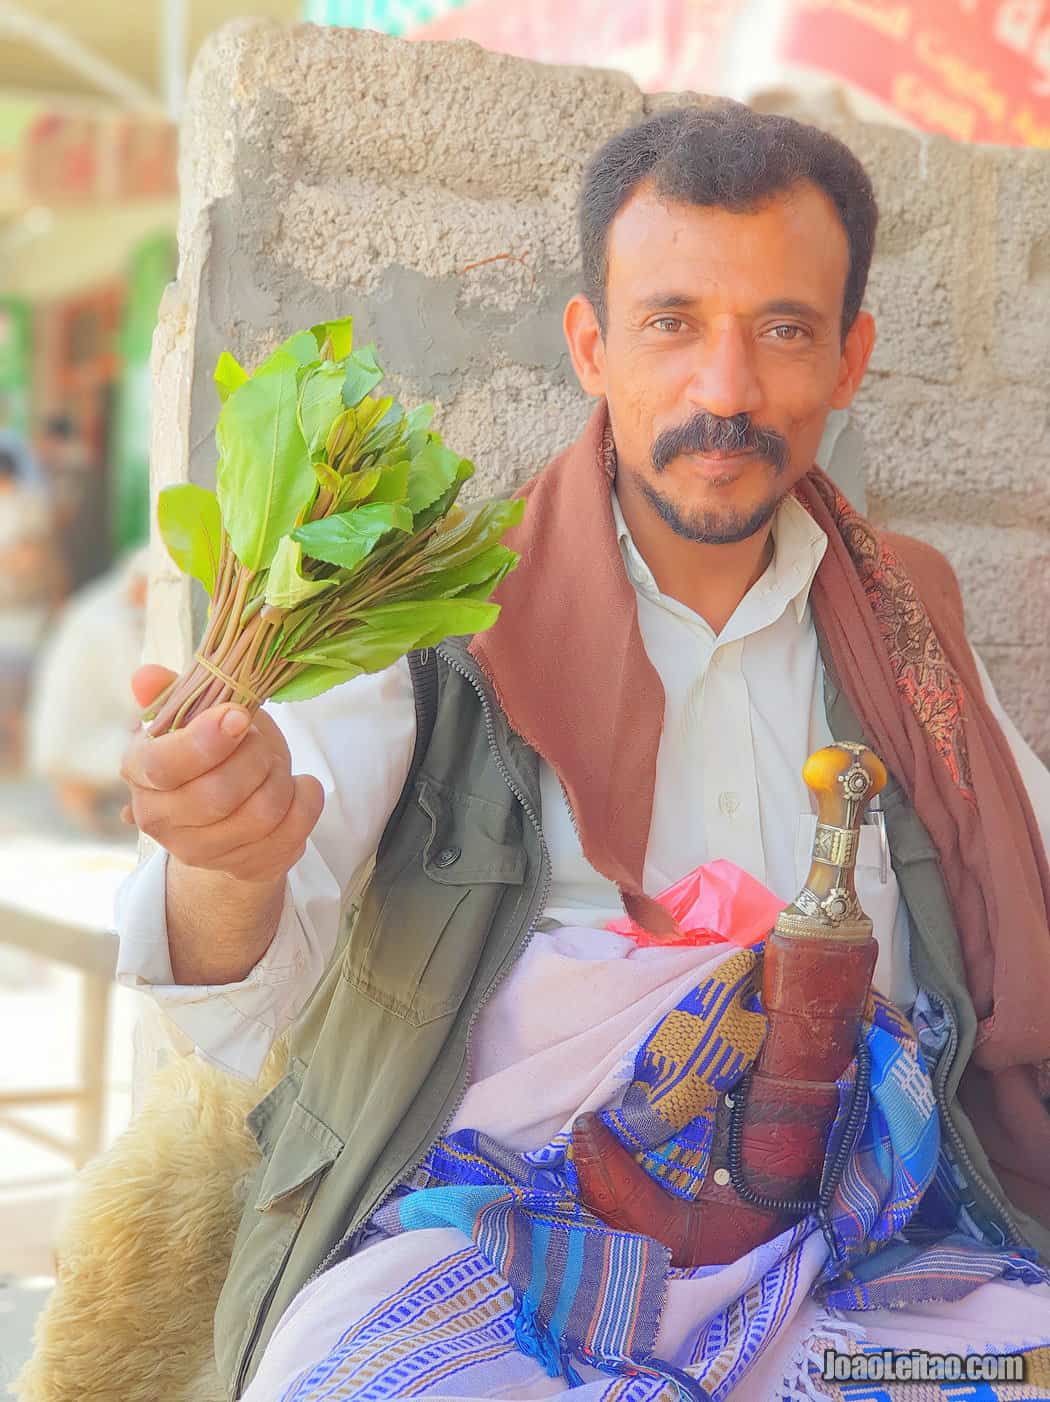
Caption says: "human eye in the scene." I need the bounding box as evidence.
[768,323,809,342]
[646,315,685,334]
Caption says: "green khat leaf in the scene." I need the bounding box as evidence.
[264,536,337,610]
[345,598,501,646]
[404,403,435,435]
[273,330,321,367]
[388,544,519,600]
[290,622,426,674]
[214,352,248,404]
[157,483,224,596]
[420,499,525,571]
[297,361,348,458]
[216,351,315,571]
[291,501,413,571]
[291,598,500,673]
[353,395,395,443]
[313,458,342,496]
[358,422,407,468]
[336,466,383,505]
[362,459,410,504]
[309,316,354,360]
[342,345,384,407]
[407,440,473,515]
[271,662,364,702]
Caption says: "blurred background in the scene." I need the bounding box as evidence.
[0,0,1047,1378]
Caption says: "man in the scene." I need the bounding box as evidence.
[27,546,148,833]
[117,104,1050,1399]
[0,446,65,768]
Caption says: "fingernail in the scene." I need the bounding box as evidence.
[222,709,249,737]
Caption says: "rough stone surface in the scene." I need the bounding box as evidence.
[149,18,1050,759]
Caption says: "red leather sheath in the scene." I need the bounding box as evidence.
[574,930,877,1267]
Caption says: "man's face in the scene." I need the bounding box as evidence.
[565,179,874,544]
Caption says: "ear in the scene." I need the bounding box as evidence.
[563,293,607,398]
[830,311,876,410]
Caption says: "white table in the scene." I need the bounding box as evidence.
[0,838,137,1167]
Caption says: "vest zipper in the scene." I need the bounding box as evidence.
[290,647,553,1301]
[915,978,1025,1248]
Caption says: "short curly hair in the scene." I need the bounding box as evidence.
[579,103,879,342]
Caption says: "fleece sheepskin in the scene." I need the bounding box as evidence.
[12,1040,288,1402]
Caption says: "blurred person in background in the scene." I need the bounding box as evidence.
[27,546,148,835]
[0,393,48,491]
[37,412,111,593]
[0,446,66,769]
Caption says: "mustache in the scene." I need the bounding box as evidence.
[651,412,789,475]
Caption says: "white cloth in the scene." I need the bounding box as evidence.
[27,551,147,786]
[115,494,1050,1080]
[241,927,1050,1402]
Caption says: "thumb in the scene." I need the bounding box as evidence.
[131,663,177,709]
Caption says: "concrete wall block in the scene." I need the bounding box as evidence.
[207,20,645,194]
[993,149,1050,385]
[854,381,1050,531]
[864,249,960,385]
[268,182,579,301]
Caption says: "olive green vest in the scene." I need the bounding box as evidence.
[215,635,1050,1398]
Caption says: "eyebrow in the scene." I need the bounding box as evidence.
[757,298,829,326]
[634,292,696,313]
[633,293,829,327]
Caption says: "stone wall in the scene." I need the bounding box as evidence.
[148,18,1050,757]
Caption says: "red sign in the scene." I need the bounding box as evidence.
[776,0,1050,147]
[409,0,738,94]
[407,0,1050,147]
[18,110,178,206]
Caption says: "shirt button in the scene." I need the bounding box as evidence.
[718,792,741,818]
[433,846,462,868]
[293,949,305,972]
[713,1167,731,1186]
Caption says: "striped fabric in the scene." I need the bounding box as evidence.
[307,949,1050,1401]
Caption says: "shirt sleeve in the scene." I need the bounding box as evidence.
[114,654,417,1080]
[969,643,1050,866]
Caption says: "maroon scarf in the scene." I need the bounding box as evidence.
[469,398,1050,1231]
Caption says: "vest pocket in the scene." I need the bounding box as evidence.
[253,1100,344,1212]
[220,1094,345,1398]
[343,776,527,1027]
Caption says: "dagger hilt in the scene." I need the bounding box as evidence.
[775,742,887,942]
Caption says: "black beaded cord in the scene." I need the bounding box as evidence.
[725,1033,872,1221]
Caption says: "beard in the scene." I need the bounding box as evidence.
[641,410,791,545]
[638,478,784,544]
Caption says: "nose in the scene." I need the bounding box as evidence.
[685,322,762,421]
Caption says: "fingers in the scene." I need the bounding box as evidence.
[131,664,177,709]
[243,705,292,767]
[129,727,278,834]
[118,686,323,884]
[121,703,256,793]
[193,774,326,883]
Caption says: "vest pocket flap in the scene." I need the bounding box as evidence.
[254,1100,344,1212]
[246,1063,303,1159]
[417,779,527,886]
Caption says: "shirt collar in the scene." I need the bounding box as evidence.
[610,485,828,626]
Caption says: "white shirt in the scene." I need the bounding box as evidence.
[115,494,1050,1080]
[28,553,147,787]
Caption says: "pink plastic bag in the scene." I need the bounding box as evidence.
[604,858,786,949]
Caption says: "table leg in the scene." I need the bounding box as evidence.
[74,973,112,1167]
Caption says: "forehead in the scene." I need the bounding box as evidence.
[605,179,850,314]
